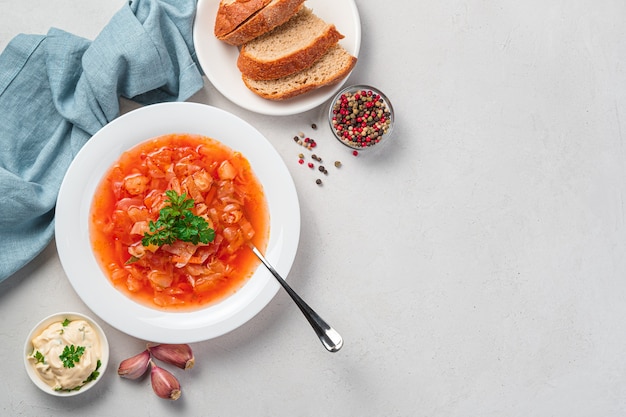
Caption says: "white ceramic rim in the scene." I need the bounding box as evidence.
[55,102,301,343]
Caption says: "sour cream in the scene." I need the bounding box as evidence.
[28,319,102,391]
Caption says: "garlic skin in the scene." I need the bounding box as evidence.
[117,349,150,380]
[150,361,181,400]
[148,343,195,370]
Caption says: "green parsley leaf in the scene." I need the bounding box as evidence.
[83,359,102,384]
[33,350,45,364]
[141,190,215,248]
[59,345,85,368]
[62,318,71,327]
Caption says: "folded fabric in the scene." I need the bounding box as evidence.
[0,0,204,282]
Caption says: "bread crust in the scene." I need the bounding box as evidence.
[214,0,272,38]
[242,46,357,100]
[217,0,305,46]
[237,25,344,80]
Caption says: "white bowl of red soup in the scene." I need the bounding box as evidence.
[89,133,269,310]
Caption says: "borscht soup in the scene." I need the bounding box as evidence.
[89,133,269,310]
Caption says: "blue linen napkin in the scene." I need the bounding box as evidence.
[0,0,204,282]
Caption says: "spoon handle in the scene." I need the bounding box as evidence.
[249,244,343,352]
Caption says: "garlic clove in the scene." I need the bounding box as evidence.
[147,343,195,370]
[150,361,181,400]
[117,349,150,380]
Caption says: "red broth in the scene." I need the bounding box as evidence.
[89,134,269,311]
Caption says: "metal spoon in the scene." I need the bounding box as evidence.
[248,243,343,352]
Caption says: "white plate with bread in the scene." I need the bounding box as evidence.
[193,0,361,116]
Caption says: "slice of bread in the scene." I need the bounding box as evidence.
[214,0,272,39]
[216,0,305,46]
[237,8,344,81]
[242,44,357,100]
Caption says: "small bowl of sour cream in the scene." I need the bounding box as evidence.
[24,312,109,396]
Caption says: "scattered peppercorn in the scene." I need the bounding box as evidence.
[311,123,317,130]
[353,150,359,156]
[303,138,317,148]
[292,129,345,186]
[294,134,318,150]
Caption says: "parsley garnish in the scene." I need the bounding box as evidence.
[84,359,102,384]
[33,350,45,364]
[60,345,85,368]
[142,190,215,247]
[62,318,71,327]
[53,359,102,392]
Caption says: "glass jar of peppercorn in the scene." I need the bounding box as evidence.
[327,85,394,151]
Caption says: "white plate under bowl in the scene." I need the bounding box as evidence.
[55,102,300,343]
[193,0,361,116]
